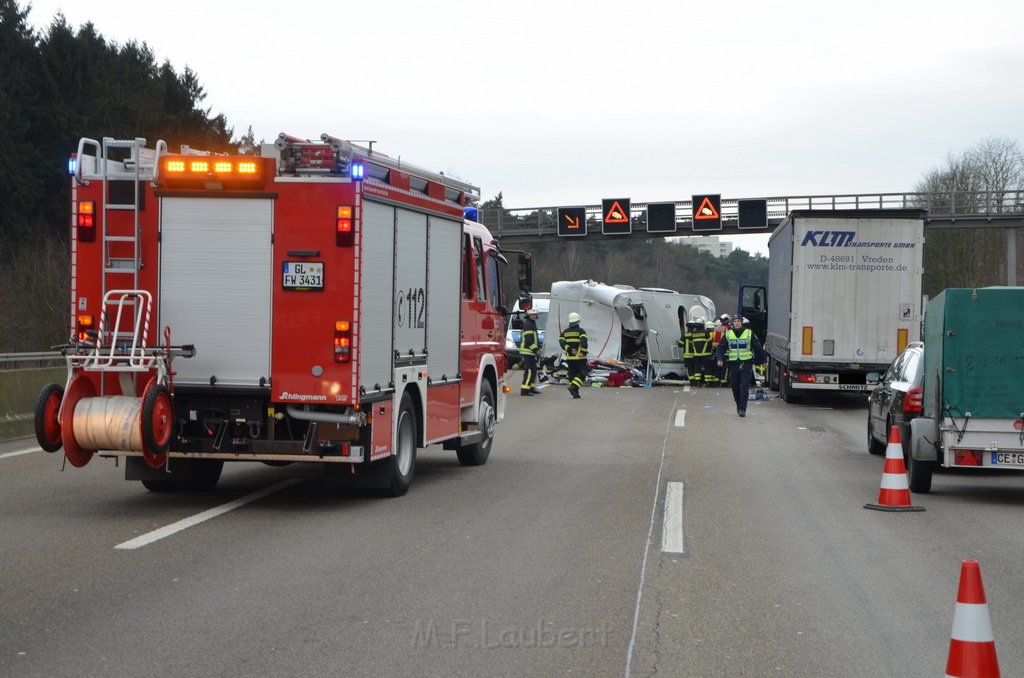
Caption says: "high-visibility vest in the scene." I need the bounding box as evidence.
[725,328,753,361]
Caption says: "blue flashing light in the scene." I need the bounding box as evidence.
[464,206,479,222]
[67,155,77,176]
[351,162,365,181]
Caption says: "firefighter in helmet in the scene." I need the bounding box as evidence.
[678,305,708,386]
[700,320,719,386]
[519,308,542,396]
[559,312,588,399]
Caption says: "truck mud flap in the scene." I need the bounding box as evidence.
[910,417,939,461]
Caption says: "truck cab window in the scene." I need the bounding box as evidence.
[463,234,474,300]
[473,237,486,302]
[486,251,502,309]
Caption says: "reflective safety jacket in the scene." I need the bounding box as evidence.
[691,330,714,358]
[518,318,539,356]
[559,324,588,361]
[725,328,753,361]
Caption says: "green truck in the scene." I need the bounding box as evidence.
[909,287,1024,492]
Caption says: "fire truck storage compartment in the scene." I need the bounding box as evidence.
[423,215,461,382]
[360,201,461,393]
[159,197,273,387]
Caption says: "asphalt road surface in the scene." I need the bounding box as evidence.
[2,381,1022,677]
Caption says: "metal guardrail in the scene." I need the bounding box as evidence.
[0,352,63,370]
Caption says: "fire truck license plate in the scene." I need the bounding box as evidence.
[282,261,324,290]
[992,452,1024,466]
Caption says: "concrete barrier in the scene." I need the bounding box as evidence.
[0,368,65,441]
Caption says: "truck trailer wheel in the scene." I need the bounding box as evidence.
[907,454,934,493]
[456,383,495,467]
[768,360,780,392]
[780,372,803,404]
[385,392,417,496]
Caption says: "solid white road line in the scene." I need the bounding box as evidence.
[114,478,303,550]
[662,481,685,554]
[0,446,41,460]
[674,409,686,427]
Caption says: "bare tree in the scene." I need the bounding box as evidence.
[563,242,584,280]
[915,137,1023,295]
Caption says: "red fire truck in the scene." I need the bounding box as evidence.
[34,133,527,495]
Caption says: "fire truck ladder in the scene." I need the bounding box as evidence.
[98,137,147,291]
[76,136,167,350]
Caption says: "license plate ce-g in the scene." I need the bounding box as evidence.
[283,261,324,290]
[992,452,1024,466]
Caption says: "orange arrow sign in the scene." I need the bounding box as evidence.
[563,214,580,229]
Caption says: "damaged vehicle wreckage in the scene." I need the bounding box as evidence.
[538,280,716,388]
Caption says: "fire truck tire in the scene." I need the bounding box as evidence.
[384,393,417,496]
[34,383,65,452]
[141,460,224,492]
[141,384,173,456]
[456,384,495,467]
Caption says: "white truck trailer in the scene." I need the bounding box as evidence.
[745,209,925,403]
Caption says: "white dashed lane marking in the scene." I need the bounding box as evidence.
[662,481,685,554]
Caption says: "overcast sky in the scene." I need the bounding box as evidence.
[24,1,1024,254]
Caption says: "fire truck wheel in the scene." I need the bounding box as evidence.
[141,460,223,492]
[141,384,173,455]
[34,383,65,452]
[456,384,495,467]
[385,392,417,496]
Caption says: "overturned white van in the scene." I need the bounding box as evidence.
[541,280,716,379]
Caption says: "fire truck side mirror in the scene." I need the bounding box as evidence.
[517,253,532,295]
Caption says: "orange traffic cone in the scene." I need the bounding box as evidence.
[946,560,1000,677]
[864,425,925,512]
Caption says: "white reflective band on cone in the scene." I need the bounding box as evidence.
[950,603,995,643]
[879,474,910,490]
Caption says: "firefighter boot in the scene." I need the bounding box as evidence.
[569,385,580,399]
